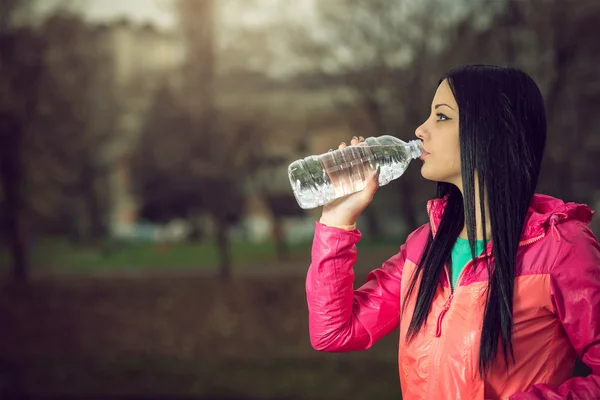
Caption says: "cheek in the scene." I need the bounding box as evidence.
[420,149,461,181]
[448,150,461,171]
[440,137,461,168]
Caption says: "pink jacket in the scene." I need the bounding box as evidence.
[306,194,600,399]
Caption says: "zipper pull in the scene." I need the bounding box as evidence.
[435,294,453,337]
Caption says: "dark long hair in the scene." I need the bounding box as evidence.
[404,65,547,376]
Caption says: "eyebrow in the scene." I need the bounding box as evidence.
[434,103,456,111]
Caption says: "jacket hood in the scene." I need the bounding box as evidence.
[427,193,595,242]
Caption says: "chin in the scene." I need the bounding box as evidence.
[420,165,458,184]
[420,165,442,182]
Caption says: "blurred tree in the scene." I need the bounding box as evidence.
[0,0,44,283]
[1,6,118,282]
[251,154,307,261]
[132,80,266,278]
[533,0,600,205]
[132,83,197,224]
[132,0,269,280]
[29,14,118,243]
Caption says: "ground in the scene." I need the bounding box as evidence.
[0,238,404,399]
[0,237,591,399]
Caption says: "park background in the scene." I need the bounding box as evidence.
[1,0,599,398]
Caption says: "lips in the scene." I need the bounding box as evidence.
[420,150,430,160]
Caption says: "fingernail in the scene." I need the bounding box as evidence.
[341,142,346,145]
[352,136,358,140]
[328,148,333,152]
[359,136,364,141]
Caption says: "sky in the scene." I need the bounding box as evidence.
[76,0,177,28]
[30,0,479,78]
[61,0,316,30]
[33,0,475,33]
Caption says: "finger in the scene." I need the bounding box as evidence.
[359,136,365,142]
[350,136,359,146]
[362,173,379,203]
[372,165,381,186]
[364,166,380,194]
[363,166,379,187]
[338,141,347,149]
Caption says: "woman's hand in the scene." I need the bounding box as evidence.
[320,136,380,227]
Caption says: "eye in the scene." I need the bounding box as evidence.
[436,113,450,122]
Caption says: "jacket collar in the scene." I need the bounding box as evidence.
[426,193,594,244]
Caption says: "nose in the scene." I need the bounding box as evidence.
[415,123,426,140]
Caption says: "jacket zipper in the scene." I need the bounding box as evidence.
[424,202,548,398]
[430,233,543,340]
[519,233,545,246]
[427,261,468,398]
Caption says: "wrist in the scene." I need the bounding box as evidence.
[319,214,357,230]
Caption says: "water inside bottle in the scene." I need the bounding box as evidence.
[288,156,336,209]
[320,145,376,198]
[288,140,417,209]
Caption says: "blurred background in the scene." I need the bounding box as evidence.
[0,0,599,398]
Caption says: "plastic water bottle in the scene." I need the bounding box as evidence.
[288,135,422,209]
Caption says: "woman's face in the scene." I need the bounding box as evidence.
[415,79,462,188]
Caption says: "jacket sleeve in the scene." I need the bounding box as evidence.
[511,222,600,399]
[306,221,405,352]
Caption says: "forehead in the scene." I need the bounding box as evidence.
[433,79,457,107]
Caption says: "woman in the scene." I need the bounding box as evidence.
[306,64,600,399]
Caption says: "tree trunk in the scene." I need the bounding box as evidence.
[272,215,289,261]
[7,211,28,284]
[0,113,29,284]
[215,217,231,281]
[84,183,105,242]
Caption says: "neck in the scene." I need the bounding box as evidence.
[455,180,492,241]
